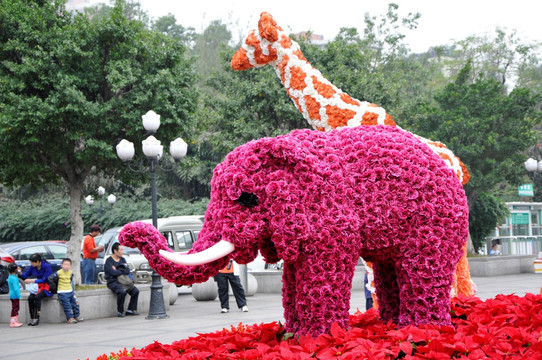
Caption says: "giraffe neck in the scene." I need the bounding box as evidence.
[240,28,468,185]
[268,30,396,131]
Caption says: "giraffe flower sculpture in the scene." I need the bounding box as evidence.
[231,12,468,186]
[120,126,469,336]
[232,12,474,297]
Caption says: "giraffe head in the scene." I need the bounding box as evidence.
[232,12,293,70]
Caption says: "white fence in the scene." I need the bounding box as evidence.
[485,236,542,256]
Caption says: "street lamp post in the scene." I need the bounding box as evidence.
[85,186,116,217]
[524,158,542,201]
[116,110,188,320]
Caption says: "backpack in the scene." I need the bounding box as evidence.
[47,272,59,294]
[0,265,9,294]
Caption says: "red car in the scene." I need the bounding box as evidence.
[0,247,16,294]
[0,247,15,267]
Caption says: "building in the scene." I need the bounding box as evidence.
[486,202,542,256]
[293,32,329,47]
[495,202,542,237]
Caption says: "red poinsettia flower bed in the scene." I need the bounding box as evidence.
[92,294,542,360]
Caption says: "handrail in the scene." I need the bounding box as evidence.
[484,235,542,256]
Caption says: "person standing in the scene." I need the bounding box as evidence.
[82,224,104,284]
[56,258,83,324]
[105,243,139,317]
[215,259,248,313]
[7,263,23,327]
[19,253,53,326]
[364,272,373,310]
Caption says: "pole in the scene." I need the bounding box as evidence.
[98,198,104,218]
[150,158,158,228]
[146,156,169,319]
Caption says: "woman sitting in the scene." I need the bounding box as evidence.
[19,253,53,326]
[105,243,139,317]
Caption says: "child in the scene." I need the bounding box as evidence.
[56,258,83,324]
[8,263,23,327]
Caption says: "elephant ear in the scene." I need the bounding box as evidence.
[240,131,317,263]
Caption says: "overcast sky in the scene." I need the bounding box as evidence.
[136,0,542,53]
[88,1,541,53]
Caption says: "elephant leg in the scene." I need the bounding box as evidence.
[396,245,456,326]
[372,261,400,323]
[291,253,357,336]
[281,262,300,334]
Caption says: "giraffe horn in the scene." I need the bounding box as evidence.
[258,12,279,42]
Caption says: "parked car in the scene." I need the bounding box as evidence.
[157,215,204,253]
[0,241,69,274]
[247,254,284,271]
[0,241,70,289]
[95,227,148,284]
[0,248,17,293]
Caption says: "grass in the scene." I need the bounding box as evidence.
[75,284,107,290]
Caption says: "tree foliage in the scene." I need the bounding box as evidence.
[446,28,541,92]
[152,13,195,48]
[405,61,541,206]
[469,193,509,252]
[0,0,197,187]
[0,195,209,243]
[0,0,197,281]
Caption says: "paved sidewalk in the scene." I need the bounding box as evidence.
[2,273,541,360]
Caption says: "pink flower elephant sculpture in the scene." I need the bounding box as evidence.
[120,125,469,336]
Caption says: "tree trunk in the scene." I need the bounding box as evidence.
[67,183,84,285]
[466,232,476,255]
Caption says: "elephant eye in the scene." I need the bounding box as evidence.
[236,192,258,208]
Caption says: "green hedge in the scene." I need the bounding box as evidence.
[0,196,209,243]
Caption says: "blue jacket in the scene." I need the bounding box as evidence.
[8,274,20,299]
[20,260,53,296]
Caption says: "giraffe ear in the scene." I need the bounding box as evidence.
[258,12,279,42]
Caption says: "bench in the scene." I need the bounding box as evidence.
[0,283,176,324]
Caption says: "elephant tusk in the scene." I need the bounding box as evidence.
[159,240,236,266]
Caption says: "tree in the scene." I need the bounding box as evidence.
[297,3,438,124]
[84,0,150,26]
[469,193,509,251]
[404,61,540,246]
[192,20,233,82]
[152,13,195,48]
[438,28,541,94]
[0,0,198,282]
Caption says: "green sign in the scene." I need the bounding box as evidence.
[518,184,534,196]
[511,212,530,225]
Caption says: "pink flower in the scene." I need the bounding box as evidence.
[120,125,469,337]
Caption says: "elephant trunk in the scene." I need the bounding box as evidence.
[119,222,229,285]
